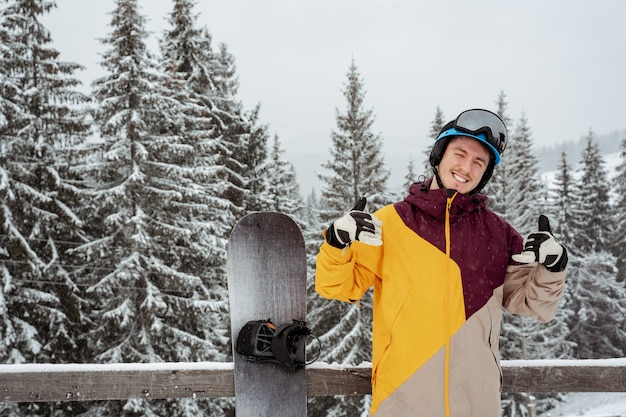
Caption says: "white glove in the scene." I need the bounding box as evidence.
[512,215,568,272]
[326,197,383,248]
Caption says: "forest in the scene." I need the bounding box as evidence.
[1,0,625,416]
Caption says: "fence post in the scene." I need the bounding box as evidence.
[527,394,537,417]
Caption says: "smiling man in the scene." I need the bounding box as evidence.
[431,135,489,194]
[315,108,569,416]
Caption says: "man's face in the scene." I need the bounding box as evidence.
[435,136,490,194]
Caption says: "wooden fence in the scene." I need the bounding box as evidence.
[0,359,625,403]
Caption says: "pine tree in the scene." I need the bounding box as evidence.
[259,133,302,215]
[611,131,626,283]
[501,113,545,234]
[548,150,576,247]
[565,251,626,358]
[209,40,269,217]
[0,2,91,415]
[403,155,417,190]
[303,189,324,322]
[160,1,266,220]
[483,90,513,216]
[240,104,270,213]
[498,114,571,415]
[73,1,229,415]
[570,129,612,255]
[313,58,390,416]
[318,58,391,220]
[497,113,544,361]
[316,59,385,346]
[160,0,239,224]
[303,189,324,341]
[158,5,245,415]
[159,0,241,345]
[159,3,269,413]
[0,0,90,363]
[303,189,342,417]
[422,106,445,177]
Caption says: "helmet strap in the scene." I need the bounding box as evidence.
[432,167,445,190]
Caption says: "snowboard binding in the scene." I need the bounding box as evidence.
[236,319,320,370]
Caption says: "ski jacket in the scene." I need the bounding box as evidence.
[315,181,567,417]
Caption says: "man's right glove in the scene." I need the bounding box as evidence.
[326,197,383,249]
[512,215,568,272]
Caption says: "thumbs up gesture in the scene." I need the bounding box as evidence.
[326,197,383,248]
[512,215,568,272]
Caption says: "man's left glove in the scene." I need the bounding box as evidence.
[512,215,568,272]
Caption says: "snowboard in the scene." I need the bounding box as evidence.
[227,212,308,416]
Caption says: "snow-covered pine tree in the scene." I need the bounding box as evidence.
[0,9,31,417]
[159,9,234,246]
[161,0,267,220]
[313,59,390,416]
[0,2,91,415]
[498,113,572,415]
[318,59,391,219]
[570,129,612,255]
[73,1,229,415]
[422,105,445,177]
[213,42,239,99]
[565,251,626,358]
[482,90,513,216]
[403,155,417,190]
[160,0,240,225]
[159,0,241,312]
[501,113,544,234]
[0,0,90,363]
[158,3,247,414]
[562,130,626,359]
[259,133,302,216]
[547,150,576,247]
[303,189,323,311]
[610,131,626,283]
[240,104,270,213]
[302,189,323,314]
[205,38,270,217]
[302,189,339,417]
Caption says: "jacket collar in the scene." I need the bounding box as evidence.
[403,178,487,221]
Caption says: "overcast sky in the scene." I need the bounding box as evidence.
[42,0,626,192]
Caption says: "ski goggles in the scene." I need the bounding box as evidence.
[452,109,508,155]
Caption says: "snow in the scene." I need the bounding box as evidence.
[3,358,622,373]
[539,393,626,417]
[542,151,621,184]
[504,358,626,367]
[307,360,372,370]
[0,361,233,373]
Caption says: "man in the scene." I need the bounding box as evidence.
[315,109,568,417]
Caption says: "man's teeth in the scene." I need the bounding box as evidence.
[453,174,468,183]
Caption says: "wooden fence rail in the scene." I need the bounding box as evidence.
[0,359,624,403]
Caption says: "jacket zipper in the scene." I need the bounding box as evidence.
[444,191,457,417]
